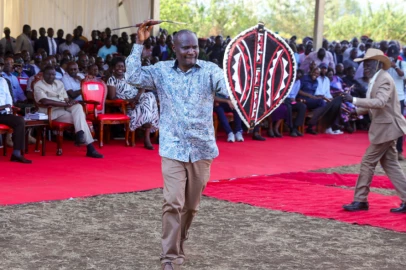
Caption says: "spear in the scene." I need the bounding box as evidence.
[112,20,188,31]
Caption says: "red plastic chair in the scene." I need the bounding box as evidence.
[0,124,13,156]
[81,78,132,148]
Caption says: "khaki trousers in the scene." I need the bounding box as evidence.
[51,104,94,144]
[354,140,406,202]
[160,157,213,264]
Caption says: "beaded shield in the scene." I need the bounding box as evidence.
[223,23,297,129]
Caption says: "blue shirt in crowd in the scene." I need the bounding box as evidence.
[299,75,318,98]
[1,72,26,103]
[288,80,301,99]
[97,45,117,60]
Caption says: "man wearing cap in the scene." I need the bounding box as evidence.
[0,27,16,55]
[343,48,406,213]
[386,45,406,160]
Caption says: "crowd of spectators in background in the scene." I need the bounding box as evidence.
[1,24,405,159]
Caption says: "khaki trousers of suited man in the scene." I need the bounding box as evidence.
[160,157,213,265]
[354,140,406,202]
[50,104,94,144]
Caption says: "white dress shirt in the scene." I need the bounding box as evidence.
[315,76,332,99]
[0,77,13,113]
[47,37,57,55]
[387,61,406,101]
[61,73,84,101]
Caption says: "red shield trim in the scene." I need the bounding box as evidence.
[223,23,297,129]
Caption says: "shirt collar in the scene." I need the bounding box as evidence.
[42,79,58,87]
[1,72,12,78]
[172,59,202,71]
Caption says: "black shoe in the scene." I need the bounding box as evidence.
[267,129,275,138]
[144,143,154,150]
[306,128,317,135]
[74,131,86,146]
[10,154,32,164]
[274,129,282,138]
[252,134,266,141]
[86,150,104,158]
[292,128,303,137]
[343,201,369,211]
[289,130,298,137]
[390,203,406,213]
[345,125,354,134]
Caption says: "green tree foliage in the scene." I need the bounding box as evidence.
[160,0,406,43]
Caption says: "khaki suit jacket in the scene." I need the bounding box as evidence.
[15,33,34,55]
[355,70,406,144]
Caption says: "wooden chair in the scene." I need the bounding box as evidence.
[213,111,234,138]
[81,79,133,148]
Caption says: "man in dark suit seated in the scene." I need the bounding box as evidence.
[298,67,326,134]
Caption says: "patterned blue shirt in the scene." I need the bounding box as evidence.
[125,44,228,162]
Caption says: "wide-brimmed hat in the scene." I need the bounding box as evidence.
[354,48,391,70]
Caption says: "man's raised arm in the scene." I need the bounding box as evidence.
[125,20,157,91]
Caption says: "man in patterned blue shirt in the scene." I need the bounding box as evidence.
[126,21,229,270]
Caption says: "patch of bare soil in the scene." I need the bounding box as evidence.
[1,189,405,270]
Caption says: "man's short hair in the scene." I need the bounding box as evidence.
[43,65,55,73]
[60,58,70,66]
[66,61,77,68]
[174,30,196,42]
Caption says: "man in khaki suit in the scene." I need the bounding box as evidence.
[33,65,103,158]
[343,49,406,213]
[15,25,34,55]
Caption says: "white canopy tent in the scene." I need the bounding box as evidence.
[0,0,160,39]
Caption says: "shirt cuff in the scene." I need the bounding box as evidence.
[352,97,357,105]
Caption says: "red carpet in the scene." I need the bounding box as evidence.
[0,132,370,205]
[272,172,395,189]
[203,176,406,232]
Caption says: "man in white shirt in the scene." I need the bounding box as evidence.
[316,63,343,135]
[61,62,84,101]
[59,34,81,57]
[0,76,32,163]
[387,45,406,160]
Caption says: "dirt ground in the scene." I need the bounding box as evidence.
[1,183,406,270]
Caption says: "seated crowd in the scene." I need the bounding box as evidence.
[1,24,406,163]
